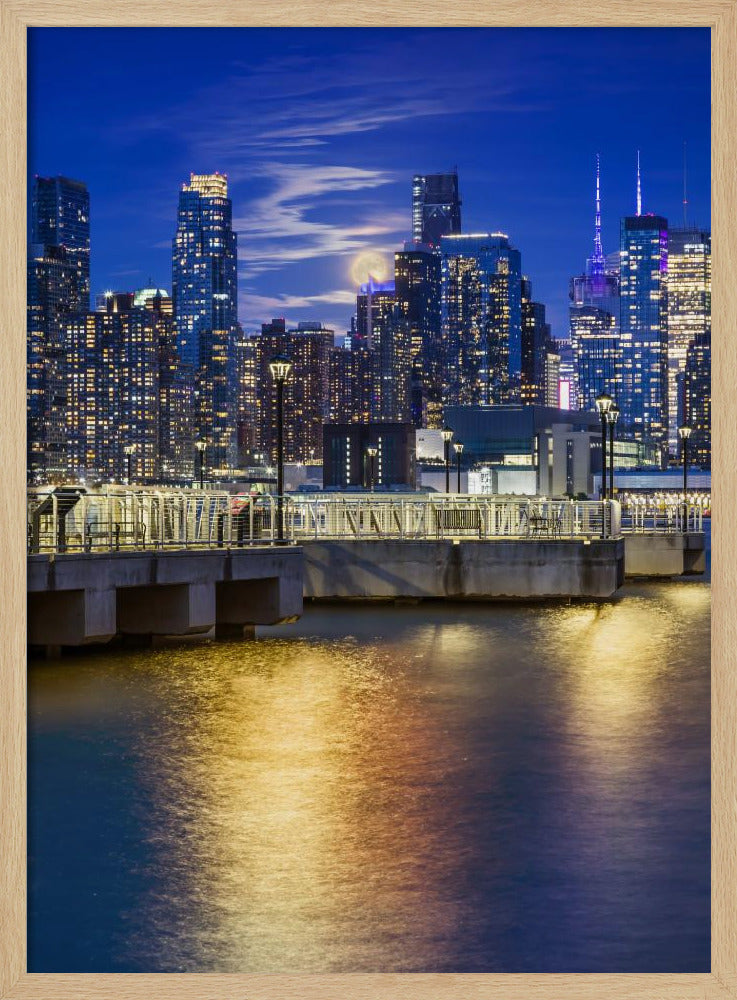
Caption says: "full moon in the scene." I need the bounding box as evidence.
[350,251,390,286]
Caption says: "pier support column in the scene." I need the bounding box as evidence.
[28,588,117,646]
[117,582,216,635]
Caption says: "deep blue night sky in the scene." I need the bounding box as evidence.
[28,27,710,337]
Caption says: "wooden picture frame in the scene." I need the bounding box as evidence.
[1,3,734,997]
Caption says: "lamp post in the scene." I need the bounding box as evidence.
[194,440,206,490]
[454,441,464,494]
[441,426,454,493]
[679,425,692,532]
[606,404,619,502]
[594,392,613,538]
[123,444,135,486]
[269,354,293,543]
[366,445,378,492]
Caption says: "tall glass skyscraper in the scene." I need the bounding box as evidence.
[356,278,411,423]
[172,173,238,469]
[440,233,523,408]
[666,227,711,455]
[412,172,462,246]
[394,242,442,427]
[28,176,91,482]
[569,156,620,413]
[618,214,669,459]
[32,175,91,306]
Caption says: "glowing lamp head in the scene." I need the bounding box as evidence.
[366,446,378,457]
[595,392,613,415]
[606,404,620,425]
[194,440,206,453]
[268,354,293,383]
[454,441,464,454]
[678,425,693,440]
[123,444,136,455]
[441,426,454,444]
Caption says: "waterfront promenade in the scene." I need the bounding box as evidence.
[26,486,705,648]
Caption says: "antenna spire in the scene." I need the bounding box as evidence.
[592,153,604,276]
[636,150,642,216]
[682,140,689,228]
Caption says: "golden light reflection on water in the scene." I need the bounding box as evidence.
[127,637,473,971]
[29,584,711,973]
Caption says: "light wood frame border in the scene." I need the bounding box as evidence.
[1,3,734,998]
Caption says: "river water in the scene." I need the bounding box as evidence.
[28,534,710,973]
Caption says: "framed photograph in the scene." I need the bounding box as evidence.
[2,2,735,999]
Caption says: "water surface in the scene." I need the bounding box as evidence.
[28,574,710,972]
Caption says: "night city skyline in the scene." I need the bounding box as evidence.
[28,27,711,337]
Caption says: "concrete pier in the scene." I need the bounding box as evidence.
[303,538,625,601]
[28,547,303,648]
[624,532,706,577]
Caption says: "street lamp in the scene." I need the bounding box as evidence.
[194,440,206,490]
[594,392,613,538]
[123,443,135,485]
[679,425,692,532]
[605,404,619,502]
[441,426,454,493]
[269,354,293,543]
[366,445,378,492]
[453,440,464,494]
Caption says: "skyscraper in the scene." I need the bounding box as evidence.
[64,293,189,483]
[412,172,462,246]
[619,213,669,459]
[666,227,711,455]
[569,156,620,412]
[683,331,711,468]
[521,277,557,407]
[356,277,412,422]
[393,242,442,427]
[172,172,238,469]
[440,233,523,408]
[28,176,91,482]
[32,176,90,306]
[256,320,334,463]
[570,307,618,411]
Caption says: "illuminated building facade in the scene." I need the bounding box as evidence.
[32,176,90,306]
[570,306,618,411]
[256,320,334,463]
[235,334,259,464]
[440,233,523,408]
[520,277,557,407]
[27,245,84,481]
[412,172,462,246]
[394,242,442,427]
[356,278,412,422]
[569,156,620,413]
[28,176,91,483]
[666,227,711,455]
[328,346,373,425]
[64,294,190,483]
[683,331,711,468]
[618,214,669,459]
[172,172,238,468]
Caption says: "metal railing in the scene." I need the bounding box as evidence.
[620,498,704,534]
[284,494,621,542]
[27,487,704,556]
[27,487,284,554]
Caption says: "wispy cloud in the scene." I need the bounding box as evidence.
[233,163,405,275]
[238,289,357,327]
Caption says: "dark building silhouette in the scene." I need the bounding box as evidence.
[412,171,462,246]
[323,423,416,489]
